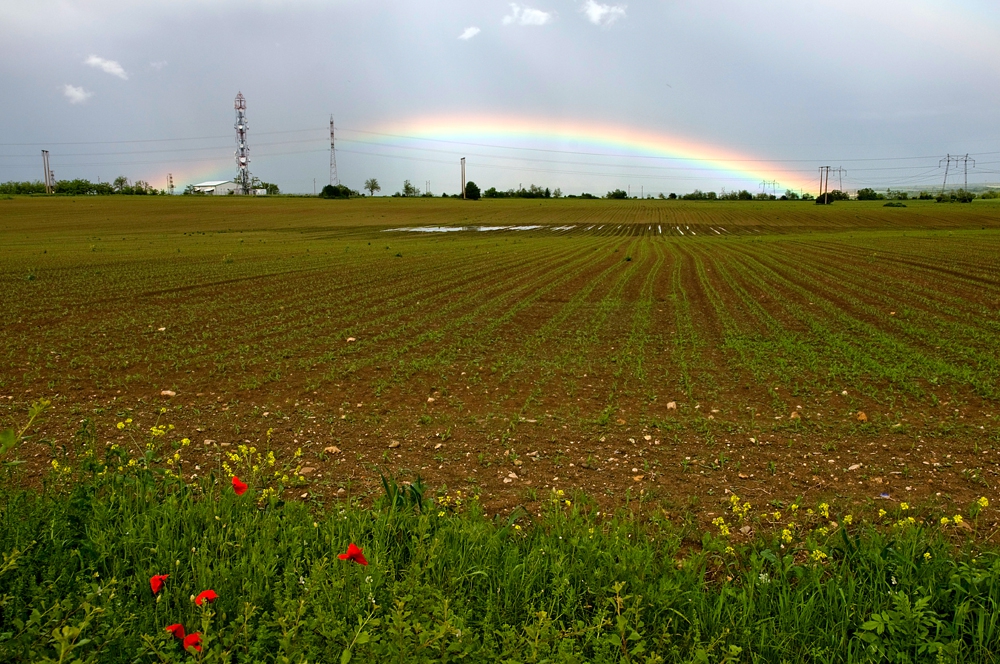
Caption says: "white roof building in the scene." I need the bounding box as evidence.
[192,180,239,195]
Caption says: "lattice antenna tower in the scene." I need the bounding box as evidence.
[234,92,251,195]
[330,115,339,187]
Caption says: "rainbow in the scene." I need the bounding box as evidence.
[366,115,817,193]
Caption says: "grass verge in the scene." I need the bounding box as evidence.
[1,447,1000,663]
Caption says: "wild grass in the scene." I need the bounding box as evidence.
[2,451,1000,662]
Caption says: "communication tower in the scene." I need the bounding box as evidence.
[234,92,251,195]
[168,173,175,195]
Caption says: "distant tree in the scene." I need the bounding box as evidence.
[980,190,1000,199]
[917,191,934,200]
[606,189,628,199]
[320,184,354,199]
[464,181,481,200]
[681,190,717,200]
[801,192,814,201]
[936,189,976,203]
[112,176,129,193]
[250,177,279,195]
[552,188,562,198]
[784,189,800,200]
[133,180,158,195]
[54,179,96,195]
[855,188,883,201]
[402,180,419,197]
[886,189,908,200]
[364,178,381,197]
[668,193,677,199]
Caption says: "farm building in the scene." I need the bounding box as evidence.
[192,180,239,195]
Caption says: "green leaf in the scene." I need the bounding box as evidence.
[340,649,352,664]
[0,429,16,456]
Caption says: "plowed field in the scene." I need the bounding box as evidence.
[3,196,1000,525]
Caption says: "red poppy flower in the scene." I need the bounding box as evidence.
[194,589,218,606]
[149,574,169,594]
[165,623,186,639]
[232,476,248,496]
[182,632,202,653]
[338,543,368,565]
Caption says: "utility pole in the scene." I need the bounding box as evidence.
[41,150,52,193]
[313,178,316,196]
[818,166,831,203]
[957,154,975,189]
[939,154,970,193]
[461,158,466,199]
[329,115,339,187]
[828,167,846,192]
[425,180,430,195]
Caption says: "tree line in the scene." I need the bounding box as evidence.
[1,177,163,195]
[320,178,1000,203]
[2,176,280,196]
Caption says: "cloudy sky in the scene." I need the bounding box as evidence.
[2,0,999,194]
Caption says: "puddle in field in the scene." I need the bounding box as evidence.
[385,226,465,233]
[382,224,743,236]
[384,224,546,233]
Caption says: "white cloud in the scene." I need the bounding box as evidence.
[582,0,625,25]
[503,3,552,26]
[458,26,480,40]
[150,60,168,70]
[85,54,128,79]
[63,84,93,104]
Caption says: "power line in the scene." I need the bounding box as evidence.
[5,125,999,165]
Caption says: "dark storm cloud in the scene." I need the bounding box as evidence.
[1,0,997,193]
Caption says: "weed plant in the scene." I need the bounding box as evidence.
[1,450,999,662]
